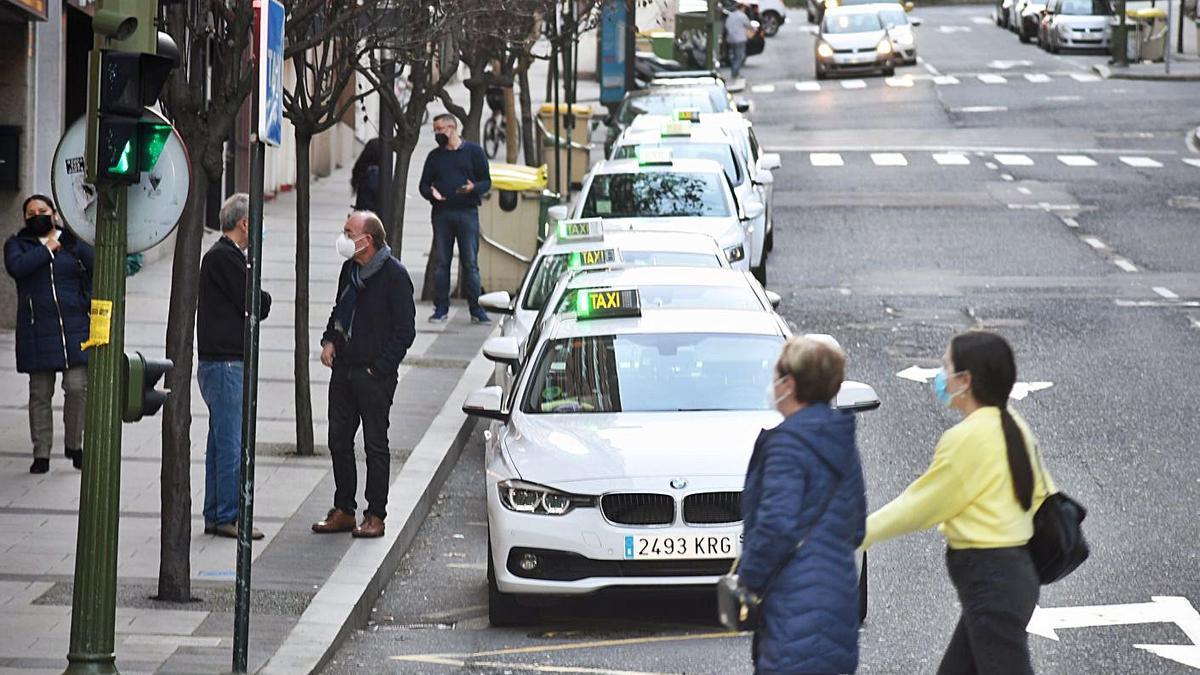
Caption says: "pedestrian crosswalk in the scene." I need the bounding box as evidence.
[748,70,1110,94]
[803,151,1194,171]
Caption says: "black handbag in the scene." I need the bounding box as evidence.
[1026,445,1089,584]
[717,465,842,632]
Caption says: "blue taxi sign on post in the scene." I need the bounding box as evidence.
[257,0,284,147]
[556,218,604,242]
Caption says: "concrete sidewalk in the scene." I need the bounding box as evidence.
[0,133,493,672]
[1094,2,1200,81]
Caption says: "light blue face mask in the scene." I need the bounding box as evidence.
[931,368,965,407]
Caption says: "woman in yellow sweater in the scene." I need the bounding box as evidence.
[863,331,1053,675]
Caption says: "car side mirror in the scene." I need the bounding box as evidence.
[479,291,514,315]
[742,201,765,222]
[910,16,924,25]
[758,152,782,171]
[753,170,775,187]
[765,290,782,309]
[547,204,570,223]
[482,336,521,367]
[735,99,751,113]
[462,385,507,421]
[603,113,615,127]
[833,380,882,413]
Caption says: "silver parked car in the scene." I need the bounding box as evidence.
[815,6,897,79]
[874,3,922,65]
[1039,0,1113,52]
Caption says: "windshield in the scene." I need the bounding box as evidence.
[618,91,726,124]
[523,333,784,413]
[614,142,744,186]
[878,7,908,26]
[554,284,763,314]
[522,251,724,310]
[580,173,731,218]
[1060,0,1112,13]
[824,12,883,32]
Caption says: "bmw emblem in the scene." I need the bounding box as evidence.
[670,478,688,490]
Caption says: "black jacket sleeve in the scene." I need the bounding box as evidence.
[372,261,417,376]
[4,237,51,280]
[322,262,350,346]
[418,152,435,202]
[471,144,492,196]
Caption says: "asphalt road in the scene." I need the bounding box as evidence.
[326,6,1200,673]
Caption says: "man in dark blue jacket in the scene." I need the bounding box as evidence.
[313,211,416,538]
[418,113,492,324]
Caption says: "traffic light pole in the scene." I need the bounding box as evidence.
[66,180,128,675]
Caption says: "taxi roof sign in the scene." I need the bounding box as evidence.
[568,248,622,270]
[673,108,702,123]
[660,122,693,137]
[637,147,673,166]
[575,287,642,320]
[556,218,604,242]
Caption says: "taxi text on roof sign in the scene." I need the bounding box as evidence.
[674,108,702,122]
[568,248,621,269]
[556,218,604,242]
[661,122,693,137]
[637,147,673,165]
[575,287,642,319]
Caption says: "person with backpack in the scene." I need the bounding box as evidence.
[4,194,94,473]
[350,138,382,213]
[862,330,1054,675]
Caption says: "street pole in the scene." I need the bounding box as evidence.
[378,54,395,230]
[1165,0,1173,74]
[565,0,574,197]
[1114,0,1129,66]
[707,0,719,71]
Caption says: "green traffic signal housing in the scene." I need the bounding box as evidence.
[123,351,173,423]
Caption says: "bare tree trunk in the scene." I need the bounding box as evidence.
[293,132,314,456]
[387,137,417,258]
[157,152,207,603]
[461,81,488,144]
[503,84,519,164]
[518,66,537,167]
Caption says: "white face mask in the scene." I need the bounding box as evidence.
[767,376,790,411]
[335,233,362,260]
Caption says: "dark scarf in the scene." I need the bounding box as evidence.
[333,244,391,340]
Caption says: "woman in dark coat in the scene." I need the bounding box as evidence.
[4,194,94,473]
[740,335,867,674]
[350,138,382,213]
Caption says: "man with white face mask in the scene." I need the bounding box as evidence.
[197,193,272,539]
[314,211,416,538]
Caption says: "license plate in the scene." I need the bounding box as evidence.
[623,533,739,560]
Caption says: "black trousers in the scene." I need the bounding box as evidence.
[938,546,1040,675]
[328,366,397,520]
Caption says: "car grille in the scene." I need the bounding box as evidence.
[834,47,873,54]
[507,547,733,581]
[682,492,742,525]
[601,493,675,526]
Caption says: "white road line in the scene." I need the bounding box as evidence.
[841,79,867,89]
[932,152,971,165]
[971,16,993,24]
[919,57,941,76]
[1082,236,1106,250]
[870,152,908,166]
[978,74,1007,84]
[885,76,914,88]
[1069,73,1101,82]
[1113,258,1138,272]
[794,81,822,92]
[1025,73,1053,83]
[810,152,844,167]
[995,153,1034,166]
[1120,156,1164,168]
[1057,154,1097,167]
[1016,186,1033,195]
[1153,286,1179,300]
[984,161,998,169]
[1001,173,1015,181]
[932,75,960,85]
[1182,158,1200,168]
[1060,216,1080,228]
[937,25,973,33]
[751,84,776,93]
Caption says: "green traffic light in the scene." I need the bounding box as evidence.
[138,122,171,172]
[112,139,133,174]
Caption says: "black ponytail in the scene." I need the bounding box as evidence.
[950,331,1035,510]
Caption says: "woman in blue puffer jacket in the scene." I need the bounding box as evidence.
[4,194,94,474]
[740,335,867,674]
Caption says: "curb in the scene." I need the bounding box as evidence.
[258,329,498,674]
[1093,62,1200,82]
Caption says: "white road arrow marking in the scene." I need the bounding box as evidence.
[1006,382,1053,400]
[989,59,1033,69]
[896,366,941,383]
[1029,596,1200,670]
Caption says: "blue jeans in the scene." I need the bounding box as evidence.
[432,208,483,315]
[198,360,244,525]
[728,42,748,78]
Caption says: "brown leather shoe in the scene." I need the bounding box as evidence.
[351,514,385,538]
[312,508,356,533]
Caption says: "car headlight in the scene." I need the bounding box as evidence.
[724,244,746,263]
[498,479,594,516]
[876,39,893,55]
[1057,22,1071,34]
[817,41,835,58]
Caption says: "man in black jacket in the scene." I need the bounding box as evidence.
[312,211,416,538]
[197,193,271,539]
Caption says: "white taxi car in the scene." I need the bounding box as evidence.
[612,121,773,285]
[561,153,761,272]
[463,289,880,625]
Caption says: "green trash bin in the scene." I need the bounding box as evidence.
[650,31,675,60]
